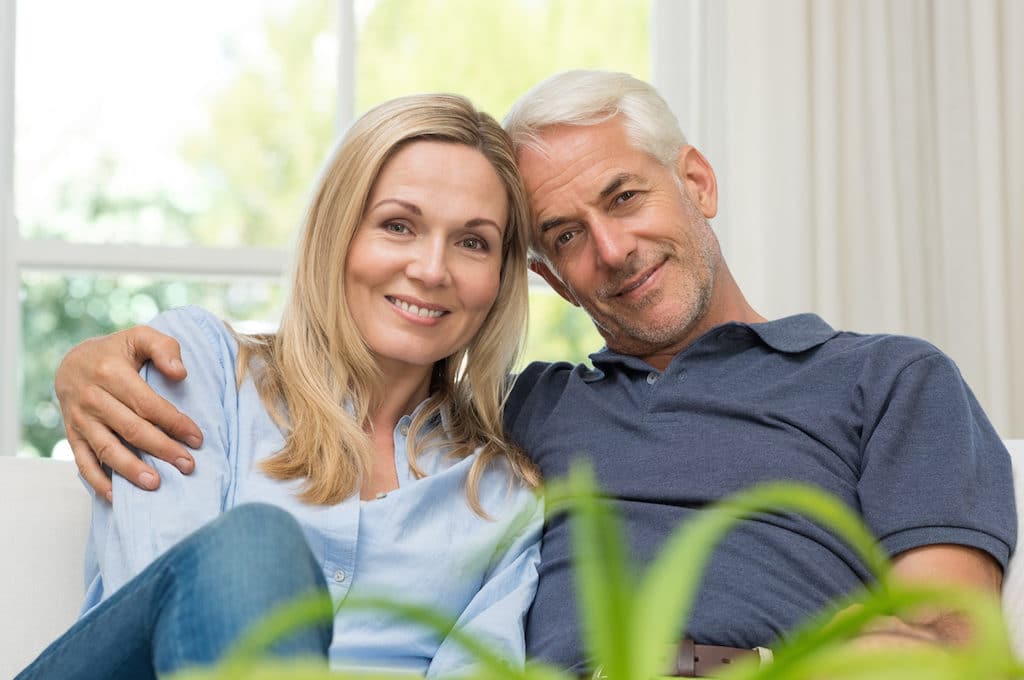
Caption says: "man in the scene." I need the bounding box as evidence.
[55,71,1014,677]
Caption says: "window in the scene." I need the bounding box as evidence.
[3,0,664,458]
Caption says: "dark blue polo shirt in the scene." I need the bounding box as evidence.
[505,314,1015,672]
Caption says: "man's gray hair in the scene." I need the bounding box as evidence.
[502,70,688,168]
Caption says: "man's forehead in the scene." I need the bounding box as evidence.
[519,124,648,207]
[518,119,627,165]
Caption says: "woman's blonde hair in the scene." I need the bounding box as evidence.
[236,94,538,513]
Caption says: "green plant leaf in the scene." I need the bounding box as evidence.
[171,472,1024,680]
[546,463,637,679]
[626,481,890,680]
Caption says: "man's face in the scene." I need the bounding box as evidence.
[517,117,720,364]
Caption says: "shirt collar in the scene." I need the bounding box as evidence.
[588,313,839,370]
[343,396,446,434]
[743,313,839,353]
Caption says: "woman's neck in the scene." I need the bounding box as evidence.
[360,361,435,500]
[369,361,434,432]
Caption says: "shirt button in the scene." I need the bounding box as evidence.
[333,569,346,583]
[646,371,659,384]
[399,423,409,436]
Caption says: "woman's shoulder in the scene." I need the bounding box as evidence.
[148,305,234,342]
[145,305,241,380]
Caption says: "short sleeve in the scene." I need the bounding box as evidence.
[857,350,1016,568]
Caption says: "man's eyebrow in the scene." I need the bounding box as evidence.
[598,173,644,201]
[538,216,569,235]
[537,173,646,235]
[368,198,422,215]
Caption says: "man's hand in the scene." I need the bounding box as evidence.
[55,326,203,500]
[834,544,1003,648]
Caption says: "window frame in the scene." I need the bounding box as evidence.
[0,0,687,457]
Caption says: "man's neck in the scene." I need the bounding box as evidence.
[639,261,765,370]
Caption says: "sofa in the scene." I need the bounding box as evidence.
[2,443,1024,678]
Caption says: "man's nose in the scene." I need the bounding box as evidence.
[590,216,637,270]
[405,237,452,287]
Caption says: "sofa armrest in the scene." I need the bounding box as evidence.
[0,458,91,678]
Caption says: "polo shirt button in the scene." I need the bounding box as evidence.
[334,569,346,583]
[646,371,659,384]
[399,423,409,436]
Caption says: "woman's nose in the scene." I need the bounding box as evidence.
[405,238,452,287]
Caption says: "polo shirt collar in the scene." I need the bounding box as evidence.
[588,313,839,370]
[744,313,839,353]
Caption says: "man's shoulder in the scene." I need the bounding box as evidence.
[823,328,943,363]
[503,359,593,438]
[759,313,938,357]
[512,359,578,389]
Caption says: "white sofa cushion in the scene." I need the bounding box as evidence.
[0,457,90,679]
[1,443,1022,677]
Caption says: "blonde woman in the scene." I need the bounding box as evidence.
[19,94,542,680]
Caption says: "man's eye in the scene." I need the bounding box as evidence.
[555,230,577,248]
[614,190,637,205]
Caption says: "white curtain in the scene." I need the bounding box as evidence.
[657,0,1024,437]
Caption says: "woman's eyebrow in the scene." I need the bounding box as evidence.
[368,198,422,215]
[465,218,502,231]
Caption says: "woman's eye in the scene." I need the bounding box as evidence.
[384,222,409,234]
[460,236,488,251]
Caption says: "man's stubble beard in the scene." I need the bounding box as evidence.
[588,202,719,356]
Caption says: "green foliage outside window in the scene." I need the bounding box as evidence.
[20,0,628,456]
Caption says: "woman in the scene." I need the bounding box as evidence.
[19,94,542,679]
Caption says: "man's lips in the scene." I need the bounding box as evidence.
[612,260,664,298]
[386,295,449,319]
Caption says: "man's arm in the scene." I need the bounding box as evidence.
[55,326,203,499]
[837,543,1002,649]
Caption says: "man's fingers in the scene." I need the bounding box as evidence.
[75,412,161,491]
[67,432,113,501]
[86,355,202,453]
[123,326,187,380]
[87,385,194,472]
[138,398,202,452]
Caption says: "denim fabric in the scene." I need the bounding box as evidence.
[18,503,331,679]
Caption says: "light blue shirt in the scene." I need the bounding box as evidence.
[82,305,543,677]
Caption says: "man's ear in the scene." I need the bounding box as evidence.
[676,145,718,218]
[529,260,580,307]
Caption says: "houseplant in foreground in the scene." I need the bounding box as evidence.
[172,461,1022,680]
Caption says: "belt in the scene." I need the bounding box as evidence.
[672,638,770,677]
[588,638,772,679]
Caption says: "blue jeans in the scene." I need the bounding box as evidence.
[17,503,332,679]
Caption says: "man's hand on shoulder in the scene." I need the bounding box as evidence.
[55,325,203,500]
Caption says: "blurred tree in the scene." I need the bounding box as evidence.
[180,0,337,247]
[358,0,649,116]
[21,0,645,456]
[20,271,283,458]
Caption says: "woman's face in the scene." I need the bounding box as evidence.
[345,140,508,377]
